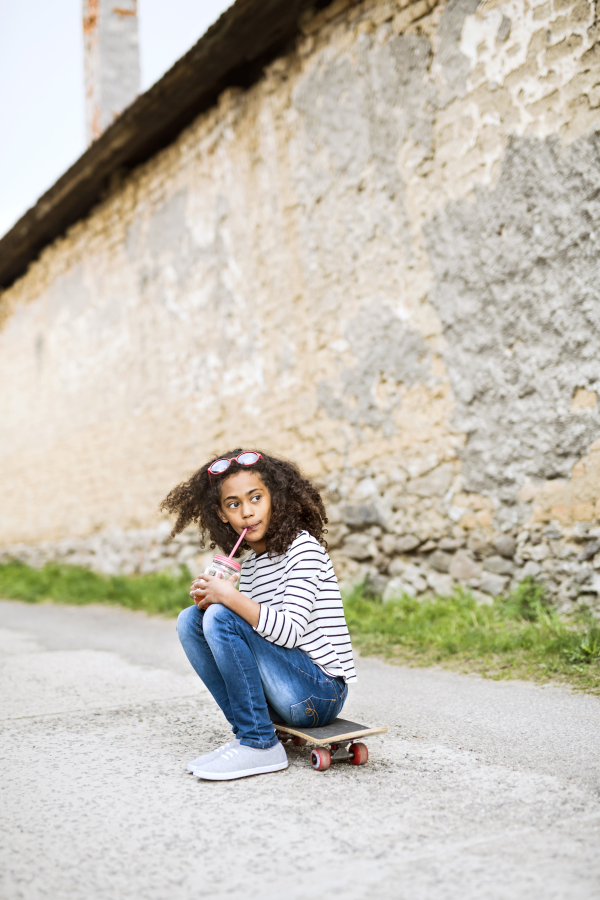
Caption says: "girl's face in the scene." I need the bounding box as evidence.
[216,470,272,554]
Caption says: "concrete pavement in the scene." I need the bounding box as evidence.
[1,599,599,900]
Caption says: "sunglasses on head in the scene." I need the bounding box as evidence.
[208,451,262,483]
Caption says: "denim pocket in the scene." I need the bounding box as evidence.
[290,695,336,728]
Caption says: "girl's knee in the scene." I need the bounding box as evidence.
[176,604,198,640]
[202,602,235,636]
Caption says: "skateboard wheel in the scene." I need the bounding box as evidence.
[311,748,331,771]
[330,743,340,752]
[349,742,369,766]
[292,736,307,746]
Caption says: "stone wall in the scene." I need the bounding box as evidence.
[0,525,214,579]
[1,0,600,610]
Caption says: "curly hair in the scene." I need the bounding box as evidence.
[159,449,328,557]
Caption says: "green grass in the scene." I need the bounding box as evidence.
[1,561,599,693]
[344,579,600,694]
[0,560,192,617]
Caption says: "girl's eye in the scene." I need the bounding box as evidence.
[251,494,261,503]
[228,500,240,509]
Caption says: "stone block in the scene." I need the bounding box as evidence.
[449,550,481,581]
[381,534,398,555]
[577,539,600,561]
[429,550,452,573]
[406,463,454,498]
[572,523,592,541]
[467,531,492,557]
[395,534,421,553]
[326,524,349,550]
[589,573,600,594]
[342,534,378,561]
[417,540,438,554]
[483,555,515,575]
[388,558,407,578]
[391,562,428,593]
[529,543,550,561]
[426,571,454,595]
[480,573,509,596]
[438,536,465,551]
[355,477,379,498]
[494,535,517,558]
[341,504,382,527]
[574,567,593,584]
[522,561,542,579]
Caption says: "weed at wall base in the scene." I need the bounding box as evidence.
[343,578,600,694]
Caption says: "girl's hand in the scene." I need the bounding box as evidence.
[190,573,239,610]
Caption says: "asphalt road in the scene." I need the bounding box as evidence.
[1,599,599,900]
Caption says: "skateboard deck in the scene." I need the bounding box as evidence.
[272,717,387,770]
[273,717,387,746]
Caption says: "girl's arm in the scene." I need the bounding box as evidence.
[190,539,324,645]
[253,544,321,649]
[190,574,260,627]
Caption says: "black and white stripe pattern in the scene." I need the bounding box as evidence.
[240,531,357,683]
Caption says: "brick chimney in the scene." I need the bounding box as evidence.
[83,0,140,145]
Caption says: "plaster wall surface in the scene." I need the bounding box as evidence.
[2,0,600,606]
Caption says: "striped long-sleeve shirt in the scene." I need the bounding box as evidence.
[239,530,357,683]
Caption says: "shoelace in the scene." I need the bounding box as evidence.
[220,748,239,760]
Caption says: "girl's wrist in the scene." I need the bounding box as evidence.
[220,583,238,608]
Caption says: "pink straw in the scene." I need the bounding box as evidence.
[214,528,249,580]
[228,527,248,559]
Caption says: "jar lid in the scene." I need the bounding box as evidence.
[213,554,242,571]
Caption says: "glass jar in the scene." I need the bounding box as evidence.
[204,554,242,580]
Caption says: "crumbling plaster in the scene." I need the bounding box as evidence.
[1,0,600,607]
[425,133,600,508]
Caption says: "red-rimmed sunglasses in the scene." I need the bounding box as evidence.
[208,451,262,485]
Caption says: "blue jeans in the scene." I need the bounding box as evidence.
[176,604,348,749]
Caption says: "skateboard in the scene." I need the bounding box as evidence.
[273,717,387,771]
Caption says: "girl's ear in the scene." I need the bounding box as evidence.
[216,505,229,524]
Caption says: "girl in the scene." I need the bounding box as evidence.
[161,449,356,781]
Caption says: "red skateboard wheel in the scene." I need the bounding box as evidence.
[311,748,331,771]
[292,736,307,746]
[349,742,369,765]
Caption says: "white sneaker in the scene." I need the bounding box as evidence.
[186,738,240,772]
[193,740,288,781]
